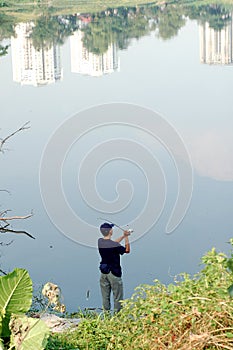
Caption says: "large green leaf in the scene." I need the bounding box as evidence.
[9,314,49,350]
[0,268,32,337]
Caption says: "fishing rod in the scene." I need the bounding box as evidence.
[97,217,134,234]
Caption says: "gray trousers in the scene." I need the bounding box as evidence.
[100,272,123,312]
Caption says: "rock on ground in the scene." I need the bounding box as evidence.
[40,313,81,333]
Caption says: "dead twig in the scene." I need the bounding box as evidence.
[0,227,35,239]
[0,240,14,246]
[0,121,30,153]
[0,189,11,194]
[0,213,33,221]
[0,222,35,239]
[0,124,34,241]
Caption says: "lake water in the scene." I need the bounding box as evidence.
[1,3,233,312]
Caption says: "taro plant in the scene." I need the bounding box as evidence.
[0,268,49,349]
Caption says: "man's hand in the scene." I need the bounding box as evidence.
[124,230,131,237]
[114,230,131,244]
[114,230,131,253]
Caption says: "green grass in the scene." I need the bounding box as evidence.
[0,0,158,18]
[1,0,233,21]
[45,245,233,349]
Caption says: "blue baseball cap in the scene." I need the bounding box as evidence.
[100,222,114,230]
[100,222,114,235]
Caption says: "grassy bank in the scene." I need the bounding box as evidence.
[46,245,233,349]
[1,0,233,21]
[1,0,158,19]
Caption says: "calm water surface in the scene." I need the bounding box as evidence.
[1,4,233,311]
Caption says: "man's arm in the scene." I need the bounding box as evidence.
[124,234,130,254]
[115,231,130,253]
[115,235,125,243]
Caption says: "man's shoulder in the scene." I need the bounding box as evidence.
[98,238,121,248]
[98,237,104,247]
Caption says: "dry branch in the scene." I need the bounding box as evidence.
[0,213,33,221]
[0,121,30,153]
[0,122,35,240]
[0,212,35,239]
[0,189,11,194]
[0,226,35,239]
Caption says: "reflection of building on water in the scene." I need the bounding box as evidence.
[199,15,233,65]
[11,22,63,86]
[70,29,119,77]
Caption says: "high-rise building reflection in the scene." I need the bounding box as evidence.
[70,23,119,77]
[199,14,233,65]
[11,22,63,86]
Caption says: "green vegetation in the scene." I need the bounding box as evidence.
[184,3,232,30]
[31,15,77,50]
[77,3,233,54]
[1,1,233,57]
[0,0,158,20]
[46,244,233,349]
[0,13,15,37]
[156,5,186,40]
[0,0,233,21]
[0,44,9,56]
[0,268,49,349]
[81,8,152,55]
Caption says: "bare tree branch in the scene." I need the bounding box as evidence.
[0,240,14,246]
[0,213,33,221]
[0,209,11,217]
[0,212,35,239]
[0,189,11,194]
[0,121,30,153]
[0,226,35,239]
[0,123,35,241]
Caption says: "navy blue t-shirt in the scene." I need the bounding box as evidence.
[98,238,126,277]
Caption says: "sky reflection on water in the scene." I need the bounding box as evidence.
[0,5,233,311]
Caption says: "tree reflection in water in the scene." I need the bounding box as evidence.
[0,2,232,56]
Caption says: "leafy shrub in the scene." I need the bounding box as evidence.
[47,245,233,349]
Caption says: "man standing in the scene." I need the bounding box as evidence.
[98,222,131,312]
